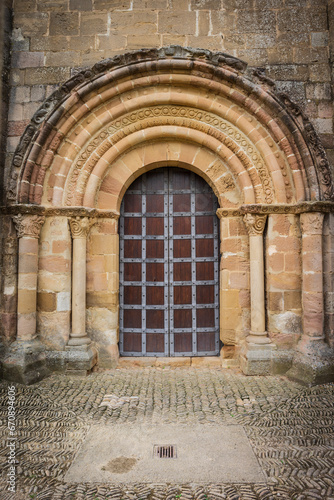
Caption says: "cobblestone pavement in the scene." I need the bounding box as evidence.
[0,367,333,499]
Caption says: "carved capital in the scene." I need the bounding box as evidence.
[243,213,267,235]
[69,217,96,239]
[300,212,324,235]
[12,214,45,239]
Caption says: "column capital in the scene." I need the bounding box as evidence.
[12,214,45,239]
[300,211,325,235]
[69,216,96,239]
[243,213,267,235]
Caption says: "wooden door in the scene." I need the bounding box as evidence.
[119,168,219,357]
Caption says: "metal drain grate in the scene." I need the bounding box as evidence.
[153,444,177,459]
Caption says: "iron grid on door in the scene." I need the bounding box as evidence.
[119,168,219,357]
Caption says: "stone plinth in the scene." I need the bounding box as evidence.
[65,344,98,376]
[286,337,334,386]
[2,340,49,385]
[240,342,276,376]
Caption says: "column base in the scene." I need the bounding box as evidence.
[240,340,276,376]
[246,331,272,344]
[1,340,49,385]
[286,337,334,386]
[65,343,98,376]
[67,335,91,346]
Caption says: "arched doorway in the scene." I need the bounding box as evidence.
[2,47,333,384]
[119,167,219,357]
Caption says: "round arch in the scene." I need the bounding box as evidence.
[7,46,333,207]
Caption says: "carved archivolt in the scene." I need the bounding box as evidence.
[64,105,277,207]
[7,46,333,208]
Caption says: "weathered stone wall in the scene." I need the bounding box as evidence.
[0,0,14,352]
[1,0,334,378]
[0,0,12,205]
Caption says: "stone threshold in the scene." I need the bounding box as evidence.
[117,356,223,368]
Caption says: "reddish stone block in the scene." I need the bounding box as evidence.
[222,237,245,253]
[302,252,323,273]
[270,273,301,291]
[87,272,108,292]
[228,218,247,236]
[303,310,324,336]
[302,292,323,314]
[38,256,70,273]
[284,252,301,272]
[222,255,249,272]
[271,214,291,235]
[1,313,17,342]
[8,120,30,137]
[273,236,300,253]
[19,253,38,273]
[268,252,284,272]
[19,238,38,254]
[52,240,70,253]
[303,273,323,293]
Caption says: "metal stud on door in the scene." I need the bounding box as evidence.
[119,168,219,357]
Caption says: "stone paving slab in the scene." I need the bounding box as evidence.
[65,424,266,484]
[0,367,333,499]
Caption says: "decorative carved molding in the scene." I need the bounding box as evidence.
[1,205,120,219]
[217,202,334,218]
[278,92,334,201]
[300,212,325,235]
[2,202,333,222]
[243,213,268,235]
[240,202,334,215]
[251,68,276,91]
[65,104,274,206]
[12,214,45,239]
[216,209,242,219]
[69,216,96,239]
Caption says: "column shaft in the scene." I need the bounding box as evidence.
[71,237,87,339]
[243,213,270,344]
[249,234,266,334]
[300,212,325,340]
[12,215,45,342]
[68,216,96,346]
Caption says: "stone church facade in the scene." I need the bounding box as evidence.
[0,0,333,385]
